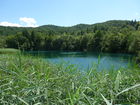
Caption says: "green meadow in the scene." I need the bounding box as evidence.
[0,48,20,54]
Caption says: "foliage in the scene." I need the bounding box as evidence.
[0,36,6,48]
[0,20,140,54]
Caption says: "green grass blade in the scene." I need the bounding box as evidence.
[101,94,112,105]
[12,95,29,105]
[117,84,140,96]
[114,71,121,92]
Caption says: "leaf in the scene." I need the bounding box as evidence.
[117,84,140,96]
[34,102,42,105]
[68,91,74,105]
[114,71,121,92]
[83,93,92,105]
[101,94,112,105]
[12,95,29,105]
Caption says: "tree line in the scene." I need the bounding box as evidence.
[0,20,140,54]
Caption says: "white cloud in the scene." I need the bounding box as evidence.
[0,17,38,27]
[0,21,21,27]
[19,17,38,27]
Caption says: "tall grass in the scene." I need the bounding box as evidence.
[0,54,140,104]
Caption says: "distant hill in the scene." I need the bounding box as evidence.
[0,20,139,36]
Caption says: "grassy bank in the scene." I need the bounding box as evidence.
[0,54,140,105]
[0,48,20,54]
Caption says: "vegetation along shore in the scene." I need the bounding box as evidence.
[0,20,140,104]
[0,52,140,104]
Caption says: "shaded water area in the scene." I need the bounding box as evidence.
[27,51,133,71]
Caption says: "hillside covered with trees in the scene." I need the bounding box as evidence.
[0,20,140,54]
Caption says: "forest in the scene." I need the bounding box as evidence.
[0,20,140,54]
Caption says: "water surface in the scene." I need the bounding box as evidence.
[27,51,133,70]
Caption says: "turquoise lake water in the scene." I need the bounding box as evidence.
[27,51,133,70]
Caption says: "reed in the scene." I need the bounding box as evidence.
[0,54,140,104]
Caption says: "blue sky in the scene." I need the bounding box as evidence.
[0,0,140,27]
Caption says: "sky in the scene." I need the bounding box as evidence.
[0,0,140,27]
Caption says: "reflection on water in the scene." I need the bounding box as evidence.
[26,51,133,70]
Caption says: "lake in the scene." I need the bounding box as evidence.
[27,51,133,71]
